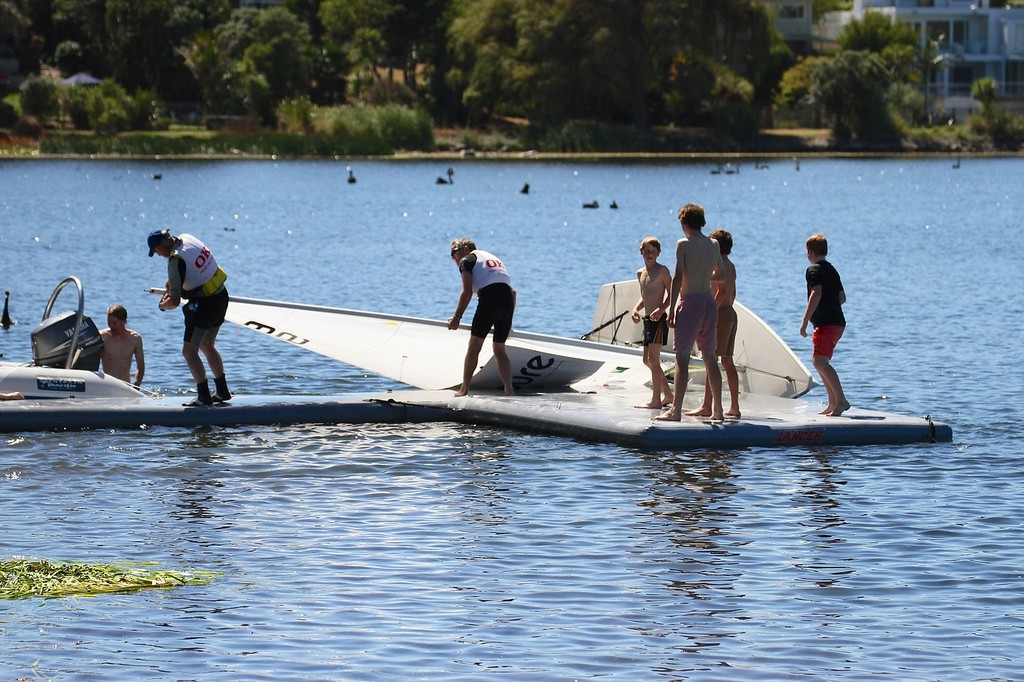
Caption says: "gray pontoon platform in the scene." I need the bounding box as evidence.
[0,388,952,449]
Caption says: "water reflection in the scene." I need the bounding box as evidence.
[788,451,851,590]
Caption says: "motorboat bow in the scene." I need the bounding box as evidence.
[0,277,142,400]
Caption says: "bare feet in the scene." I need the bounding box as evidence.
[725,410,741,420]
[662,394,674,407]
[654,409,681,422]
[636,401,661,409]
[454,386,468,397]
[827,400,851,417]
[685,406,711,417]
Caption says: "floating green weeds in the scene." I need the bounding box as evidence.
[0,558,218,599]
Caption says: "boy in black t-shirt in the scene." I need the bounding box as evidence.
[799,234,850,417]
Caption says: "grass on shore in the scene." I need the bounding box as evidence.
[0,118,995,159]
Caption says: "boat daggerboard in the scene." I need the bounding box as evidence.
[225,297,653,392]
[584,280,814,399]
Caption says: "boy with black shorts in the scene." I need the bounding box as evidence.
[630,236,674,409]
[447,238,516,397]
[149,229,231,406]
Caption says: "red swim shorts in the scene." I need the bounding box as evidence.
[812,325,844,359]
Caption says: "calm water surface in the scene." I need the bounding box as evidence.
[1,157,1023,679]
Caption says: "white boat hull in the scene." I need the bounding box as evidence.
[0,362,142,400]
[585,280,815,398]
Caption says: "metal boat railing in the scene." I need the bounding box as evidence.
[42,276,85,370]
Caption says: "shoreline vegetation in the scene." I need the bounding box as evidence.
[1,123,1007,161]
[0,100,1013,160]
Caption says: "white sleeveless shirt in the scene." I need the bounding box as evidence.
[467,250,511,293]
[174,233,226,296]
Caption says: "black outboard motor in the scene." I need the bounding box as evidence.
[31,310,104,371]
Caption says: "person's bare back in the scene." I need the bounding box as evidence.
[712,254,736,307]
[676,232,721,296]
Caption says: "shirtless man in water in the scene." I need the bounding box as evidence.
[100,304,145,388]
[655,203,724,422]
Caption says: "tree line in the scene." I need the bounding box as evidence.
[2,0,1021,149]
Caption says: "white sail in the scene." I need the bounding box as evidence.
[225,297,655,392]
[226,283,813,398]
[584,280,814,398]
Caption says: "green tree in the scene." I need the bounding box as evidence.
[968,76,1024,147]
[180,7,313,125]
[446,0,512,122]
[105,0,228,103]
[51,0,107,75]
[320,0,447,103]
[1,0,30,49]
[776,55,826,109]
[53,39,83,74]
[177,30,227,116]
[971,76,997,112]
[448,0,775,128]
[811,50,898,142]
[18,73,59,119]
[838,9,916,53]
[812,0,851,21]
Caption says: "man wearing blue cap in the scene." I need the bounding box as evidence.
[148,229,231,406]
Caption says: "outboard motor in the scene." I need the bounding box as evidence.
[31,310,104,371]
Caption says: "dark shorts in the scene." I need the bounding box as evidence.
[471,283,514,343]
[183,287,229,344]
[716,304,738,357]
[642,316,670,347]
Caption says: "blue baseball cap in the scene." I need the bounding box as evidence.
[147,230,171,257]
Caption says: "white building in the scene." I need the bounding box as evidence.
[851,0,1024,114]
[764,0,815,53]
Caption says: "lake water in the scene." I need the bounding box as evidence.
[1,155,1023,680]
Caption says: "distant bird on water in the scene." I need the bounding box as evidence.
[609,200,618,209]
[347,167,357,184]
[583,201,599,209]
[2,291,13,329]
[436,167,454,184]
[152,173,162,180]
[520,183,530,194]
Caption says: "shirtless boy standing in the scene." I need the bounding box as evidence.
[688,228,741,419]
[655,203,724,422]
[630,236,674,409]
[100,304,145,388]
